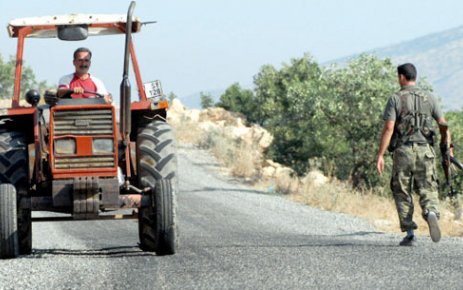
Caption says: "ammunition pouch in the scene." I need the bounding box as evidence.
[388,124,435,152]
[388,91,435,152]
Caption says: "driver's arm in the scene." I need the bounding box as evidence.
[58,74,83,98]
[57,87,84,98]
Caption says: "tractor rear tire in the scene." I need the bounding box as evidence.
[0,184,19,259]
[0,131,31,255]
[137,121,177,255]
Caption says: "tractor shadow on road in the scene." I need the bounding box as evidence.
[29,246,158,259]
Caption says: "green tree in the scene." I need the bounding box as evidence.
[200,92,215,109]
[255,54,327,174]
[0,54,48,100]
[446,111,463,147]
[217,83,256,122]
[321,55,398,188]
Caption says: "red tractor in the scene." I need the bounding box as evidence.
[0,1,177,258]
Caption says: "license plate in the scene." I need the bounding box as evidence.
[144,80,163,99]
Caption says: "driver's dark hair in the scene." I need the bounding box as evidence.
[397,63,417,81]
[73,47,92,60]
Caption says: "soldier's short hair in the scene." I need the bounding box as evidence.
[73,47,92,60]
[397,63,417,81]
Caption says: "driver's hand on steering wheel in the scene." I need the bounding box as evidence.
[104,94,113,104]
[73,87,85,94]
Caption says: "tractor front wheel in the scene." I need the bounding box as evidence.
[0,184,19,259]
[137,121,177,255]
[139,179,176,255]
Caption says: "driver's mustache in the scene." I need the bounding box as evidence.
[79,65,89,69]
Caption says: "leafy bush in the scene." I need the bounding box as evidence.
[217,54,436,190]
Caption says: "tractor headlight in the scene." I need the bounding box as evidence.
[54,138,76,155]
[93,138,114,154]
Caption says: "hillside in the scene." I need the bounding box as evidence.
[180,89,225,109]
[344,25,463,111]
[181,25,463,111]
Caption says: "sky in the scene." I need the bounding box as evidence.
[1,0,463,106]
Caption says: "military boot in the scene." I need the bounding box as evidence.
[399,234,416,246]
[426,211,441,243]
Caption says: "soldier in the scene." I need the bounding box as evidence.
[376,63,452,246]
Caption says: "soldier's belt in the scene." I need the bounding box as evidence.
[402,142,429,147]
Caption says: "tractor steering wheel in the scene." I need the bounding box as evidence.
[83,90,105,98]
[61,89,104,99]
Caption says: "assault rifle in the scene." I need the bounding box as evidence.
[439,122,463,197]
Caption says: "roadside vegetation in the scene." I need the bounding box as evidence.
[172,53,463,237]
[171,101,463,237]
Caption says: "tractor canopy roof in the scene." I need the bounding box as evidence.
[7,14,141,39]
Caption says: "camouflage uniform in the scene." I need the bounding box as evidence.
[383,85,442,232]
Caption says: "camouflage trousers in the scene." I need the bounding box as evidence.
[391,143,439,232]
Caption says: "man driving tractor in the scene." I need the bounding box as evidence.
[57,47,112,104]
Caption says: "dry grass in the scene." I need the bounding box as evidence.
[228,143,258,178]
[274,172,300,194]
[287,178,398,231]
[289,178,463,238]
[0,99,29,108]
[170,116,205,145]
[171,115,258,179]
[0,99,13,108]
[171,110,463,238]
[200,130,258,179]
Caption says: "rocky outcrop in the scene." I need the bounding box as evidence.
[168,98,328,189]
[168,99,273,152]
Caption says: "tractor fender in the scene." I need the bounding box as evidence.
[129,100,168,141]
[0,107,37,144]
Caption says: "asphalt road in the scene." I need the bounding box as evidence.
[1,145,463,289]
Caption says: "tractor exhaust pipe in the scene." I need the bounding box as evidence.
[120,1,136,145]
